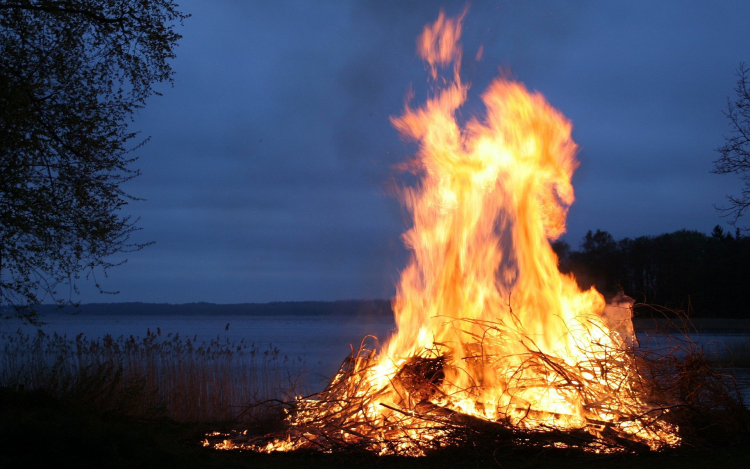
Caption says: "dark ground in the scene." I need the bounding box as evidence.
[1,387,749,469]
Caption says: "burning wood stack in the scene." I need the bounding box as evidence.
[205,10,746,456]
[209,317,680,455]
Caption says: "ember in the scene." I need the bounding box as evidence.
[207,10,684,455]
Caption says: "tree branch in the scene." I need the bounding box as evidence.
[0,2,128,25]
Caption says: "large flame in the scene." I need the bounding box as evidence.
[211,11,679,455]
[378,9,611,426]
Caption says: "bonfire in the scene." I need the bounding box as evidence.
[206,10,706,455]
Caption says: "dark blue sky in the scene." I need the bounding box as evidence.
[79,0,750,304]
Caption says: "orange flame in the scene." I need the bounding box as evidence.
[215,11,679,454]
[371,9,675,443]
[417,9,467,81]
[384,9,599,408]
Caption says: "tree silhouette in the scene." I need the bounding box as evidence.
[0,1,188,322]
[714,62,750,230]
[560,229,750,318]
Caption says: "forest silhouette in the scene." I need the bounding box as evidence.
[554,227,750,318]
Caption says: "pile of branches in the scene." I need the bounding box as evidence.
[205,315,750,456]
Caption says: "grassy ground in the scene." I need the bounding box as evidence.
[1,387,749,469]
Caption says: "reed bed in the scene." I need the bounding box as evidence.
[0,328,307,423]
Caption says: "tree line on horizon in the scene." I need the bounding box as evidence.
[553,226,750,318]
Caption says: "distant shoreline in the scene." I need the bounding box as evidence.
[633,317,750,333]
[19,300,395,317]
[8,300,750,333]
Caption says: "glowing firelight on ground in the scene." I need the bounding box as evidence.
[208,10,680,455]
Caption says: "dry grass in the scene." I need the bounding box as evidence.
[0,328,307,423]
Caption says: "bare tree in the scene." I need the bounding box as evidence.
[714,62,750,230]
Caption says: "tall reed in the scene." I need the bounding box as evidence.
[0,328,307,422]
[701,336,750,368]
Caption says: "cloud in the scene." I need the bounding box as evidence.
[78,0,750,303]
